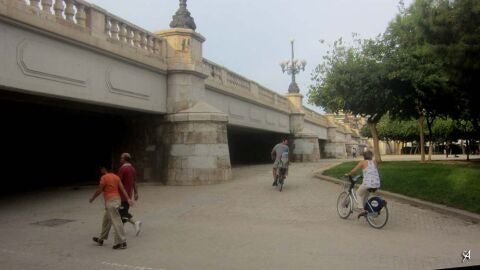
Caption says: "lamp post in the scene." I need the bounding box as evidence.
[280,40,306,93]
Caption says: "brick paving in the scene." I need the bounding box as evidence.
[0,160,479,269]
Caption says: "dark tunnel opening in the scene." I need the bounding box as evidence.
[0,91,143,193]
[227,125,289,166]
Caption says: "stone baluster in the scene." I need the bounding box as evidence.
[140,33,147,50]
[64,0,75,22]
[75,3,87,27]
[104,16,111,37]
[41,0,53,14]
[126,28,134,46]
[153,39,160,54]
[144,34,149,50]
[111,20,120,40]
[53,0,64,18]
[30,0,40,11]
[147,36,155,53]
[220,68,227,84]
[133,30,141,48]
[119,23,128,43]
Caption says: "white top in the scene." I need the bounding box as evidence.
[362,160,380,188]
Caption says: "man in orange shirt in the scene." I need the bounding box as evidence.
[89,165,133,249]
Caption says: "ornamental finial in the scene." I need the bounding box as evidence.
[170,0,197,30]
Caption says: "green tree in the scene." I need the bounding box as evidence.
[431,118,457,144]
[386,0,480,160]
[421,0,480,129]
[308,37,392,162]
[363,114,419,154]
[384,0,455,161]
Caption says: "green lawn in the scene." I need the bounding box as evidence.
[322,161,480,214]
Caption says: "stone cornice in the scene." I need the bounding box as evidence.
[155,28,205,43]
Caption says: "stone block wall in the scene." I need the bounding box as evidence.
[157,102,232,185]
[291,133,320,162]
[161,120,231,185]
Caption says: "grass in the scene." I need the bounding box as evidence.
[322,161,480,214]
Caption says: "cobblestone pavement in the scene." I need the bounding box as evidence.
[0,160,479,270]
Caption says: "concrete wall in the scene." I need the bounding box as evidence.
[205,88,290,133]
[0,22,168,113]
[1,0,169,113]
[304,121,328,140]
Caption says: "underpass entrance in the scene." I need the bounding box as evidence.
[0,90,153,192]
[319,139,327,158]
[227,125,289,165]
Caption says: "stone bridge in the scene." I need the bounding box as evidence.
[0,0,366,187]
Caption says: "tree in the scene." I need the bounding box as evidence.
[362,114,419,154]
[386,0,480,161]
[423,0,480,131]
[384,0,455,161]
[308,37,392,162]
[431,118,457,144]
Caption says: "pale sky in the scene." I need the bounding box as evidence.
[88,0,413,112]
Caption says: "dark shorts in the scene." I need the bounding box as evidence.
[118,201,133,223]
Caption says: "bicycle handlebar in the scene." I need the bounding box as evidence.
[344,174,362,185]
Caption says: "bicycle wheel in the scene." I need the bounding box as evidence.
[366,204,389,229]
[336,191,352,219]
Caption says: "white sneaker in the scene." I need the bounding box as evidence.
[134,221,142,236]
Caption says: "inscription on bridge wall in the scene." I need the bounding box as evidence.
[0,23,167,113]
[205,89,290,133]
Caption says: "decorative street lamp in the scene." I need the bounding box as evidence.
[280,40,306,93]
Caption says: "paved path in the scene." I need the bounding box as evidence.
[0,160,479,270]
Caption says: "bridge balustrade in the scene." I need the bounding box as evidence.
[13,0,164,59]
[304,107,329,127]
[203,59,291,113]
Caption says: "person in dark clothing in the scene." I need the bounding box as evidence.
[118,153,142,236]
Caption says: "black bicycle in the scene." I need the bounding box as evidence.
[336,175,389,229]
[276,166,287,192]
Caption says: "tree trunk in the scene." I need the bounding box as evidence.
[425,115,435,162]
[395,141,401,155]
[418,115,426,162]
[368,122,382,162]
[428,144,433,161]
[466,139,470,161]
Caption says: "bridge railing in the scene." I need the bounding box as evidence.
[7,1,165,61]
[303,107,329,127]
[203,59,290,113]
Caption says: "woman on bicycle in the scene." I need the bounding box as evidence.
[345,150,381,215]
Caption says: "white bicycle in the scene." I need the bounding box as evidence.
[336,175,389,229]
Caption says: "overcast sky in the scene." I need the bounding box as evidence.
[88,0,413,112]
